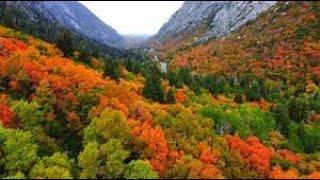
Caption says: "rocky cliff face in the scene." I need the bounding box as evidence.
[150,1,276,50]
[2,1,125,47]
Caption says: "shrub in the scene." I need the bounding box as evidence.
[201,104,276,141]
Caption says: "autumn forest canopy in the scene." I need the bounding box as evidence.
[0,1,320,179]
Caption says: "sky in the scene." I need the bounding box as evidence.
[79,1,184,36]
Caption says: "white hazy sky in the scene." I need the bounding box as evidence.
[79,1,184,36]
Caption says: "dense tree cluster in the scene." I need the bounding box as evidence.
[0,1,320,179]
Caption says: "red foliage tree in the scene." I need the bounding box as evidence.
[0,38,28,53]
[0,104,13,127]
[277,149,301,164]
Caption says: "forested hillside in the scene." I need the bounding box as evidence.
[171,2,320,82]
[0,1,128,59]
[0,1,320,179]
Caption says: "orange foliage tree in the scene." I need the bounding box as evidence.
[132,121,179,174]
[175,89,186,104]
[169,154,221,179]
[277,149,301,164]
[308,172,320,179]
[129,106,179,175]
[226,135,274,177]
[269,165,299,179]
[197,142,219,165]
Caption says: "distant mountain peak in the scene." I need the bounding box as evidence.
[2,1,125,48]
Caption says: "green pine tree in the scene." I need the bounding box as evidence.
[142,66,164,103]
[166,88,176,104]
[103,58,121,81]
[56,29,75,57]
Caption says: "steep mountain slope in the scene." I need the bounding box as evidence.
[170,1,320,85]
[148,1,276,52]
[0,1,126,48]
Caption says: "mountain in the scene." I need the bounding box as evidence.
[148,1,276,51]
[170,1,320,85]
[0,1,126,48]
[123,34,151,49]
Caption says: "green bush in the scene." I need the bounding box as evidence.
[166,88,176,104]
[125,160,159,179]
[288,96,310,123]
[201,104,276,141]
[310,94,320,113]
[297,125,320,153]
[123,72,136,81]
[271,102,291,138]
[11,100,43,131]
[234,93,244,104]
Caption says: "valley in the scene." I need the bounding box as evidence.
[0,1,319,179]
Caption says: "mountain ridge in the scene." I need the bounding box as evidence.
[148,1,276,51]
[1,1,126,48]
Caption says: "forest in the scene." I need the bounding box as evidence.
[0,1,319,179]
